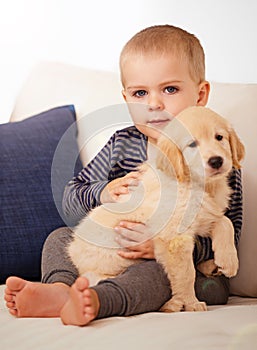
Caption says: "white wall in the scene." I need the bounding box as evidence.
[0,0,256,123]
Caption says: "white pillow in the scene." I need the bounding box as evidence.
[10,61,125,165]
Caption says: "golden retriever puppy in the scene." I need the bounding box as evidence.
[68,106,245,312]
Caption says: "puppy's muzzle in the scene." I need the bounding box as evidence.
[208,156,223,169]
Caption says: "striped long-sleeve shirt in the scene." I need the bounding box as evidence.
[63,126,243,264]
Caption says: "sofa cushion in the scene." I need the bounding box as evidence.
[0,105,82,283]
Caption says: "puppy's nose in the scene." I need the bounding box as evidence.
[208,156,223,169]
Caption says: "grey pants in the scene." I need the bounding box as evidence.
[41,227,230,319]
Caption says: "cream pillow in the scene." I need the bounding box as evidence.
[9,61,125,165]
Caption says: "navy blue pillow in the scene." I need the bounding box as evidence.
[0,106,82,283]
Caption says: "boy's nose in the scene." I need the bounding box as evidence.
[147,94,164,110]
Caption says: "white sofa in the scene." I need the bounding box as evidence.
[0,61,257,349]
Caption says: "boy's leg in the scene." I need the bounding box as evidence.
[195,270,230,305]
[60,259,172,325]
[41,227,79,285]
[93,260,172,318]
[92,260,229,319]
[193,237,230,305]
[5,227,78,317]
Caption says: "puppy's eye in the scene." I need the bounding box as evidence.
[215,134,223,141]
[188,141,197,148]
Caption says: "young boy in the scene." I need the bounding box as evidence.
[5,24,242,326]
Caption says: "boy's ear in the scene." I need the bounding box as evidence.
[197,81,210,106]
[122,89,127,102]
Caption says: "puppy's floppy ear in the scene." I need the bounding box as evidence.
[229,128,245,169]
[156,135,189,182]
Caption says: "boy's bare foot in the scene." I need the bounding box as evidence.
[4,276,70,317]
[60,276,100,326]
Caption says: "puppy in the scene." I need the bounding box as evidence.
[68,106,245,312]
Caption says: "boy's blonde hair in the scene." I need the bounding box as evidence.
[120,24,205,85]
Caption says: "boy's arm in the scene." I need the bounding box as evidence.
[62,127,147,226]
[62,135,115,225]
[225,168,243,247]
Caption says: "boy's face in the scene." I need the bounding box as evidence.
[122,54,209,141]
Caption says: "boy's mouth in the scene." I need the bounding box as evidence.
[147,119,171,128]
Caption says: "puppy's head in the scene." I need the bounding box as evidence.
[156,106,245,182]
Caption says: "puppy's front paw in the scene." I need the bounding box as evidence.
[215,249,239,277]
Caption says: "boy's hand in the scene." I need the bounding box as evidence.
[115,221,155,259]
[100,171,141,203]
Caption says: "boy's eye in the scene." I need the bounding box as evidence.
[215,134,223,141]
[165,86,178,94]
[134,90,147,97]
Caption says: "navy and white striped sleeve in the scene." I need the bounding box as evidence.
[62,136,113,224]
[225,168,243,247]
[62,126,147,225]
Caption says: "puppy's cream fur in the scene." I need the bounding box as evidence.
[68,106,245,312]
